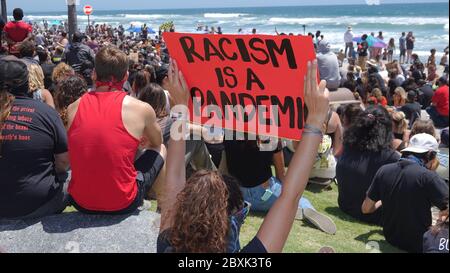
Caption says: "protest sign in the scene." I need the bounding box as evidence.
[163,32,316,140]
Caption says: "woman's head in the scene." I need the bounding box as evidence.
[344,106,393,152]
[389,38,395,46]
[410,119,436,140]
[52,63,75,85]
[132,70,150,96]
[391,111,408,134]
[393,87,407,106]
[55,75,87,126]
[372,88,383,101]
[170,170,242,253]
[28,64,45,92]
[342,103,363,130]
[138,83,168,119]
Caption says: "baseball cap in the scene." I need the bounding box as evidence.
[401,133,439,154]
[0,56,29,96]
[155,64,169,85]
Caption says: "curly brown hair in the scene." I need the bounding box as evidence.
[52,63,75,85]
[55,75,87,127]
[170,170,230,253]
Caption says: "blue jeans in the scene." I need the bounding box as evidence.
[427,106,449,128]
[240,177,314,213]
[227,201,251,253]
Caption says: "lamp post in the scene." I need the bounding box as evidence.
[67,0,78,42]
[1,0,7,22]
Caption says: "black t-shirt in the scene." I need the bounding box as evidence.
[224,140,282,188]
[400,102,422,124]
[156,230,267,253]
[406,36,415,50]
[41,63,56,91]
[0,97,68,218]
[336,149,400,224]
[419,84,434,109]
[358,41,369,57]
[423,227,449,253]
[367,160,449,253]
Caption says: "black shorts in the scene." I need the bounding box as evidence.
[71,150,165,215]
[400,49,406,56]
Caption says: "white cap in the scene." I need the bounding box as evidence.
[401,133,439,154]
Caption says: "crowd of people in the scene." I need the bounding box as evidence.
[0,8,448,253]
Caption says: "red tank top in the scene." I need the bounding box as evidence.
[68,91,140,211]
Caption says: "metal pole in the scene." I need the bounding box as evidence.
[67,2,77,42]
[1,0,7,22]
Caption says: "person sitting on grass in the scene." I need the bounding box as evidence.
[426,77,449,129]
[400,91,422,128]
[423,202,449,253]
[391,111,410,152]
[66,46,166,215]
[336,106,400,225]
[0,56,70,220]
[158,59,331,252]
[362,133,449,253]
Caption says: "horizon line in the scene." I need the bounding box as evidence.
[18,1,449,14]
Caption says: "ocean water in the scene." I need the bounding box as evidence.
[21,2,449,57]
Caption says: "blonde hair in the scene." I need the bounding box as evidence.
[392,111,408,133]
[52,63,75,85]
[394,87,407,106]
[372,88,383,101]
[28,64,45,92]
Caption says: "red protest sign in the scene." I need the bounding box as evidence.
[83,5,93,15]
[163,32,316,140]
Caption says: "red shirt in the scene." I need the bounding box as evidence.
[68,91,140,211]
[4,20,32,43]
[432,85,449,117]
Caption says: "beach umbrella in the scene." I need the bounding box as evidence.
[126,25,156,34]
[49,20,61,25]
[126,26,142,33]
[353,36,387,48]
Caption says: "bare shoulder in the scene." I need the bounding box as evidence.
[123,95,156,118]
[66,98,82,130]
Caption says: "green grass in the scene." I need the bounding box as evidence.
[238,184,403,253]
[65,183,403,253]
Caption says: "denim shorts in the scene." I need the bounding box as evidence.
[240,177,313,213]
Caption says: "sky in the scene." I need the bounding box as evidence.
[5,0,449,12]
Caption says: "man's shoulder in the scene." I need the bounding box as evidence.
[123,95,153,114]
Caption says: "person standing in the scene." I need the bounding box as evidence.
[406,31,416,64]
[344,26,354,59]
[399,32,407,64]
[357,34,369,72]
[62,32,95,87]
[387,38,395,63]
[3,8,33,57]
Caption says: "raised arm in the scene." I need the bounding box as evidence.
[159,59,190,232]
[255,60,330,253]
